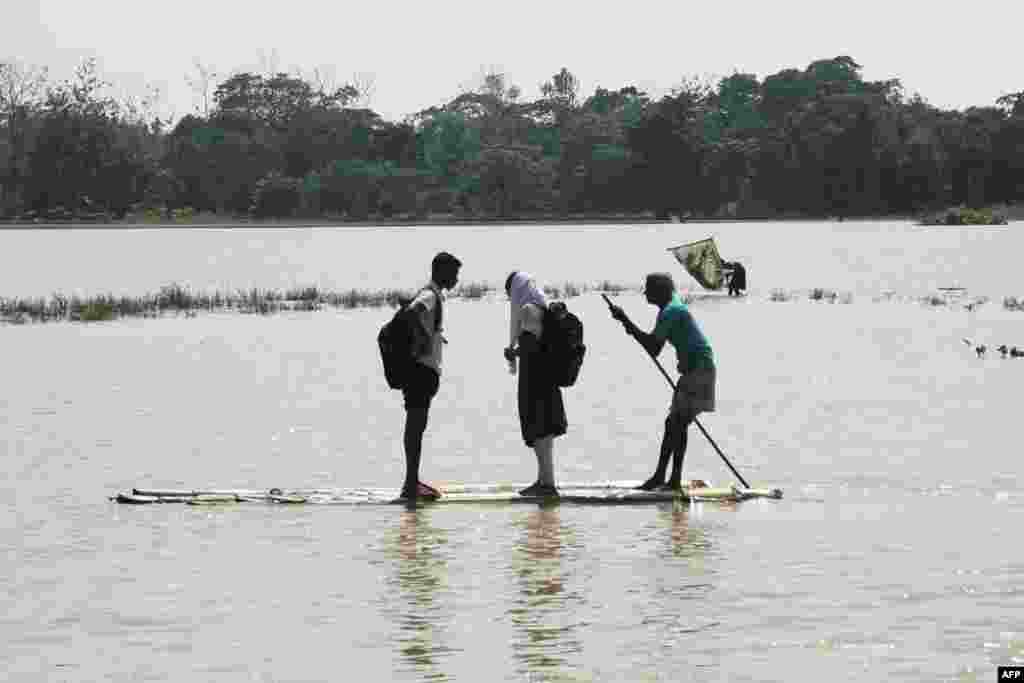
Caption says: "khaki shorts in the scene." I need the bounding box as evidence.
[671,366,716,420]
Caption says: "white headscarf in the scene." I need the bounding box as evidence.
[508,271,547,346]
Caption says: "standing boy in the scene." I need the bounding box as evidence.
[399,251,462,501]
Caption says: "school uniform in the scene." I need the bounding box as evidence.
[403,281,444,410]
[516,302,567,447]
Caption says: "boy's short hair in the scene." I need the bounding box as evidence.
[432,251,462,273]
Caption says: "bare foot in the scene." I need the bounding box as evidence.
[635,476,664,491]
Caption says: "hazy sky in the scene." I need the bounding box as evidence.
[8,0,1022,123]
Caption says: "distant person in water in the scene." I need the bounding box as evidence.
[727,261,746,297]
[504,271,567,497]
[606,273,716,490]
[399,251,462,501]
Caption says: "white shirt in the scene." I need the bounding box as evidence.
[411,282,445,374]
[512,302,545,345]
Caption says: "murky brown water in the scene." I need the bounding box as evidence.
[2,221,1022,681]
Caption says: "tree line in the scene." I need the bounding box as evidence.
[1,56,1022,221]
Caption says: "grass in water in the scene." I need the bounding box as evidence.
[766,288,852,303]
[452,282,492,300]
[1004,296,1024,311]
[596,280,627,294]
[0,279,637,324]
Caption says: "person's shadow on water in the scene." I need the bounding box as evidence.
[507,504,584,680]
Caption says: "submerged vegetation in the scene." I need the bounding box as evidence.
[5,280,1007,325]
[0,281,639,324]
[1003,297,1024,311]
[769,288,854,304]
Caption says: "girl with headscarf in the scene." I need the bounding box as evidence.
[504,271,567,497]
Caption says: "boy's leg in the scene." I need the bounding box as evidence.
[401,365,439,499]
[402,405,429,497]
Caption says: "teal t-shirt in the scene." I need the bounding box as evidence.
[653,294,714,372]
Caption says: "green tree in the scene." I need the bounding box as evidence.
[991,105,1024,202]
[997,91,1024,117]
[165,113,281,213]
[416,110,481,185]
[626,88,708,217]
[947,106,1003,207]
[25,58,148,215]
[316,158,400,219]
[540,67,580,112]
[213,72,358,132]
[470,146,556,216]
[712,73,765,136]
[282,107,380,177]
[0,60,47,214]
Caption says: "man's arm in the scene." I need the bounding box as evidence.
[608,304,666,358]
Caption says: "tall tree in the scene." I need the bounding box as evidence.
[538,67,580,129]
[712,73,765,136]
[27,59,133,213]
[184,58,219,116]
[0,60,48,213]
[213,72,358,132]
[627,87,708,217]
[996,91,1024,117]
[416,110,481,186]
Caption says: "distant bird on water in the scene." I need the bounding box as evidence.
[962,338,987,358]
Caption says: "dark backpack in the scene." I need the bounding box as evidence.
[378,288,441,390]
[542,301,586,387]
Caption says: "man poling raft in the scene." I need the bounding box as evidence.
[603,273,760,492]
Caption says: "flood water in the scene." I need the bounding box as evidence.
[1,220,1022,682]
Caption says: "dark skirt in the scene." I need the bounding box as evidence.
[517,332,567,447]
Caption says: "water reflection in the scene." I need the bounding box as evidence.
[508,505,583,679]
[642,504,722,660]
[661,503,716,560]
[386,507,452,681]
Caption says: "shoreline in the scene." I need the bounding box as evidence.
[0,213,925,230]
[2,205,1018,229]
[1,213,664,230]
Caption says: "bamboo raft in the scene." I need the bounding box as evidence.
[111,481,784,506]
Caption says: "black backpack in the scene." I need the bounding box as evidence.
[378,288,441,390]
[542,301,586,387]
